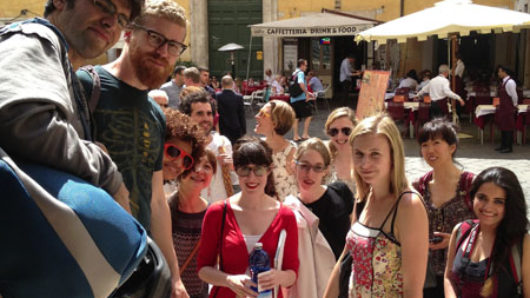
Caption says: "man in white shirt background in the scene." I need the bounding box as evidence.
[339,55,361,107]
[416,64,465,119]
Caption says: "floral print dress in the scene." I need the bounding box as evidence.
[346,193,410,298]
[272,142,297,201]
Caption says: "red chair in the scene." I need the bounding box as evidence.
[387,101,407,136]
[415,102,431,138]
[395,87,411,101]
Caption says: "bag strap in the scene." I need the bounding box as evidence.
[179,239,201,275]
[455,219,478,250]
[79,65,101,114]
[213,201,227,298]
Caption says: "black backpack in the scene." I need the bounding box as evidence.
[288,70,304,97]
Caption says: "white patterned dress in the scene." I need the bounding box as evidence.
[272,142,297,201]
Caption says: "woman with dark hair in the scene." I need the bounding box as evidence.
[412,118,475,298]
[197,137,299,298]
[445,167,530,297]
[169,150,216,298]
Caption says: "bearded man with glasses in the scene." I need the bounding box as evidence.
[76,0,190,296]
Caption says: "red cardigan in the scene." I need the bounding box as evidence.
[197,200,299,298]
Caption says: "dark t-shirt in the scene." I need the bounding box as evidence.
[304,181,354,259]
[77,66,165,232]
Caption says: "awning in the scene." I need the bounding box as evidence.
[356,0,530,44]
[250,11,379,37]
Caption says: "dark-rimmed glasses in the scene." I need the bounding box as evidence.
[164,144,194,170]
[327,127,352,137]
[132,24,188,56]
[294,160,327,173]
[236,165,269,177]
[93,0,130,29]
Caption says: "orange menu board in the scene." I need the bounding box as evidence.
[356,70,390,120]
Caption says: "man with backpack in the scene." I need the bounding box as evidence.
[77,0,190,296]
[0,0,148,296]
[290,58,314,141]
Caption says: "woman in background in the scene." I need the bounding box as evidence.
[412,119,475,298]
[324,107,357,192]
[254,100,298,200]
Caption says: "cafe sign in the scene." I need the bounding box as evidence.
[252,24,373,37]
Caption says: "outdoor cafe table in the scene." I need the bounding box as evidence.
[384,102,419,138]
[473,104,528,144]
[385,92,417,101]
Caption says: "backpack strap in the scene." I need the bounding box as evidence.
[455,219,479,250]
[79,65,101,114]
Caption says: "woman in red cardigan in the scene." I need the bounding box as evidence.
[197,137,299,298]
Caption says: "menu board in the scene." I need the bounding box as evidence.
[356,70,390,120]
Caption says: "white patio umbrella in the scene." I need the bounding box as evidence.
[355,0,530,44]
[355,0,530,126]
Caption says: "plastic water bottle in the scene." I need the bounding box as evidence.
[249,242,273,298]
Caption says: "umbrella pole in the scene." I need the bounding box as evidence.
[246,33,253,81]
[450,34,458,124]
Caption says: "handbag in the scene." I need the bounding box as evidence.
[289,71,304,97]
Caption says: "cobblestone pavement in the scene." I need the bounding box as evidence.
[244,101,530,211]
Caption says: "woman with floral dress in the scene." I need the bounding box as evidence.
[324,114,429,298]
[254,100,298,201]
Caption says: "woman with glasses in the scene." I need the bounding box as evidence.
[444,167,529,298]
[254,100,298,201]
[283,138,353,298]
[325,114,428,298]
[162,108,204,195]
[197,137,299,298]
[324,107,357,192]
[412,119,475,298]
[169,149,216,298]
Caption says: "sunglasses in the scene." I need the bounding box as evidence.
[327,127,352,137]
[164,144,194,170]
[295,161,327,173]
[236,165,269,177]
[257,109,271,118]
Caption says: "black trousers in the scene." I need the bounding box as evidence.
[340,80,352,107]
[501,130,514,150]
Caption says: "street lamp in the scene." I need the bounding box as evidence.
[218,43,244,77]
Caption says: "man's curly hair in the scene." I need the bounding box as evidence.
[164,108,205,162]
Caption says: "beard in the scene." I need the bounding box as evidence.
[129,44,173,89]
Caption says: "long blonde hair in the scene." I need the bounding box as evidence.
[349,114,408,200]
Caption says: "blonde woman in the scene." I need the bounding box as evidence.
[325,114,428,298]
[254,100,298,201]
[324,107,356,192]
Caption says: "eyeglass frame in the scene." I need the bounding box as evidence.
[164,143,194,170]
[257,108,271,118]
[294,160,327,173]
[327,127,352,137]
[92,0,130,29]
[131,23,188,56]
[235,165,270,177]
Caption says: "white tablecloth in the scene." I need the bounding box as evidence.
[466,91,496,100]
[385,92,417,101]
[475,104,528,118]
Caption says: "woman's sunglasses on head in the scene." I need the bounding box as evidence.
[164,143,194,170]
[327,127,352,137]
